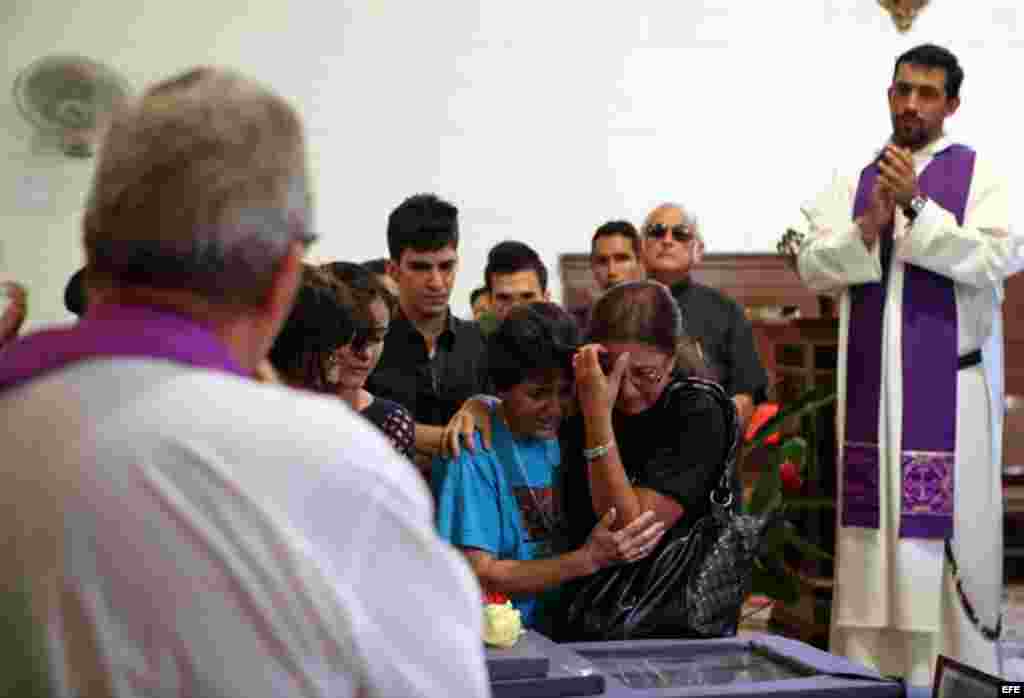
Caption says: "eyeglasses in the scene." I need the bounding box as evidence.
[645,223,695,243]
[598,353,669,390]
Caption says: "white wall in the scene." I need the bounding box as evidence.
[1,0,1020,327]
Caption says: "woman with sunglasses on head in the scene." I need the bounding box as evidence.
[269,264,415,460]
[444,281,736,639]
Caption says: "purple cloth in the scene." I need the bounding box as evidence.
[843,144,975,539]
[0,303,248,392]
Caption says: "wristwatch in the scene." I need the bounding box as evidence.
[902,194,928,223]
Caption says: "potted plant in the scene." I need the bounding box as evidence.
[741,385,838,645]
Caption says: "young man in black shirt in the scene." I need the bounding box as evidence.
[367,193,489,468]
[590,220,645,292]
[641,203,767,426]
[484,240,550,323]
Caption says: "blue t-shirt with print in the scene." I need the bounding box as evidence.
[432,415,561,628]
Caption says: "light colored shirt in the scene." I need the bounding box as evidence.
[0,358,490,698]
[794,135,1017,642]
[795,135,1016,350]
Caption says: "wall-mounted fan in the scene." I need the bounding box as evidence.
[12,55,131,159]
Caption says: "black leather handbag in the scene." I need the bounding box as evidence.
[564,378,769,641]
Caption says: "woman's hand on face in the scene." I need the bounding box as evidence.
[581,508,666,572]
[573,344,628,421]
[441,397,495,458]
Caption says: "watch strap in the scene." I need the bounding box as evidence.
[903,194,927,222]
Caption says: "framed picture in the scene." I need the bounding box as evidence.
[932,655,1002,698]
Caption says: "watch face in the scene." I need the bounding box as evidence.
[905,196,926,218]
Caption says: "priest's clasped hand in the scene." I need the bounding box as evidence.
[857,181,895,249]
[877,145,918,207]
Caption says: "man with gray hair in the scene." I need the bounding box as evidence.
[641,202,767,425]
[0,67,489,698]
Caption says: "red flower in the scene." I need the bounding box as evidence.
[484,591,509,605]
[780,460,804,494]
[745,402,781,445]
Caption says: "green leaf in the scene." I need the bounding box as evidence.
[750,560,801,604]
[748,451,781,516]
[804,413,818,484]
[780,437,807,467]
[779,496,836,510]
[759,517,789,557]
[744,386,836,452]
[782,522,834,562]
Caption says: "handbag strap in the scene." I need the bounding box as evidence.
[663,377,741,510]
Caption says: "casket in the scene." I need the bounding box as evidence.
[487,631,903,697]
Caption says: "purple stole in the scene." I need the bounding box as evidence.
[842,144,975,539]
[0,303,248,392]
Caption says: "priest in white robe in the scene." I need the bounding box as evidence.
[793,43,1020,684]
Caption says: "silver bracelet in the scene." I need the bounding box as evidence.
[582,441,613,462]
[469,394,500,409]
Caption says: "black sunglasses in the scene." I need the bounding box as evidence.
[645,223,695,243]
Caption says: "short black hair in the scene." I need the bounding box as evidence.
[386,193,459,261]
[591,220,641,259]
[470,286,490,306]
[362,258,390,275]
[487,302,580,393]
[894,44,964,100]
[484,240,548,292]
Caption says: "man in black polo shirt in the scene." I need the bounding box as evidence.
[641,202,767,426]
[367,193,488,466]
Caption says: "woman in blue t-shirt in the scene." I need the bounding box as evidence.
[432,303,665,629]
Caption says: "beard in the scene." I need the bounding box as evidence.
[891,113,932,150]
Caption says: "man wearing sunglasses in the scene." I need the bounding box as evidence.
[794,44,1018,684]
[641,203,767,427]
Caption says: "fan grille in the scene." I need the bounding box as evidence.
[13,55,130,133]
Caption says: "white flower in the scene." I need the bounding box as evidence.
[483,601,524,648]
